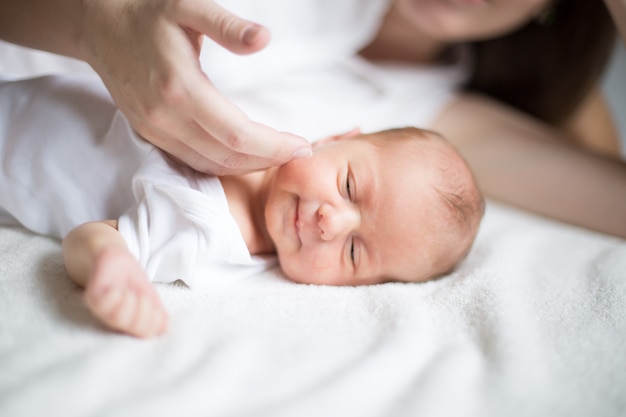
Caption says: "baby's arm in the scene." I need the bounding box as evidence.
[63,220,168,338]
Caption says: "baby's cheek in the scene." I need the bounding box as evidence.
[279,250,342,285]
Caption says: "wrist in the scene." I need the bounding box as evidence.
[76,0,105,64]
[77,0,125,67]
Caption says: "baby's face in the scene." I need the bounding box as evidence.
[264,129,470,286]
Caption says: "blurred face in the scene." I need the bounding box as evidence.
[264,130,462,286]
[393,0,550,41]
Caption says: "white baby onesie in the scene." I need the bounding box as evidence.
[116,148,271,287]
[0,75,271,286]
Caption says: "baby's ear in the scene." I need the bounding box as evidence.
[315,127,361,146]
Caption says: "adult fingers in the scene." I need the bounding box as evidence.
[122,66,311,174]
[174,0,270,54]
[186,78,312,168]
[140,110,294,175]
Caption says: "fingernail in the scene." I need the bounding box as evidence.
[243,25,262,46]
[292,147,312,159]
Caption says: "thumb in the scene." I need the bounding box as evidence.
[175,0,270,55]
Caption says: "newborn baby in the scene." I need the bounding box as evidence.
[0,75,484,338]
[64,127,484,337]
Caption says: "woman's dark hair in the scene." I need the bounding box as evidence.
[463,0,616,125]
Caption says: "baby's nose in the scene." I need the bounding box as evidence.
[317,203,358,241]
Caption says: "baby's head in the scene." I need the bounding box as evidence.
[264,127,484,285]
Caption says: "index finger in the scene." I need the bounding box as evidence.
[188,76,312,164]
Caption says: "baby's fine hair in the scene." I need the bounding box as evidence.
[433,143,485,273]
[375,127,485,279]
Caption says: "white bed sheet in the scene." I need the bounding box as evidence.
[1,41,626,417]
[1,202,625,417]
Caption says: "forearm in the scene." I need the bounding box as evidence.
[605,0,626,44]
[62,220,127,287]
[432,94,626,238]
[473,135,626,238]
[0,0,89,59]
[561,87,622,159]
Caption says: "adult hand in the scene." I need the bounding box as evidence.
[81,0,311,175]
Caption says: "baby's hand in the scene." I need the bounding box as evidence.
[84,248,168,338]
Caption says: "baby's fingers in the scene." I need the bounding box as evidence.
[132,295,169,337]
[94,289,167,338]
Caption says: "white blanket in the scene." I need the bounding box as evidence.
[1,38,626,417]
[1,202,625,417]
